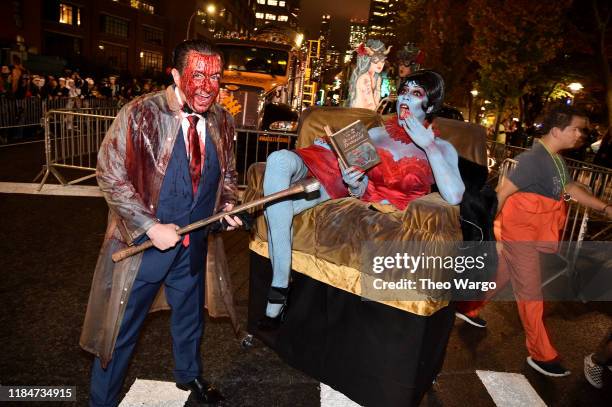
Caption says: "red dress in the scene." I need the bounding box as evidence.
[361,148,433,210]
[293,144,349,199]
[294,118,435,210]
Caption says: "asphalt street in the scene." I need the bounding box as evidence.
[1,141,611,406]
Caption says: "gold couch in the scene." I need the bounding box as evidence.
[243,106,488,407]
[244,107,488,315]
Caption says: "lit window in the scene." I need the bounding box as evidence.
[59,4,73,25]
[140,50,163,73]
[265,13,276,20]
[278,15,288,22]
[268,0,278,5]
[279,1,286,6]
[143,25,163,46]
[130,0,155,14]
[256,12,264,19]
[257,0,266,3]
[77,8,81,26]
[100,42,129,71]
[101,15,129,38]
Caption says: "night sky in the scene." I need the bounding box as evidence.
[299,0,371,49]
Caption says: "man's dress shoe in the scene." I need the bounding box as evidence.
[176,377,224,404]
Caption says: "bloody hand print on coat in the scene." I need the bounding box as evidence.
[180,52,221,114]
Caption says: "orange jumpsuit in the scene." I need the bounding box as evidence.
[458,191,566,362]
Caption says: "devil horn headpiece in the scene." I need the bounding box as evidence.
[356,42,392,57]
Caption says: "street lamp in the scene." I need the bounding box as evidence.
[468,89,479,122]
[568,82,583,92]
[186,4,216,40]
[567,82,583,105]
[186,10,202,40]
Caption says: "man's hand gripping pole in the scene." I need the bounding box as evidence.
[111,178,321,263]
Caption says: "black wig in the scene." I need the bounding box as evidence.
[399,70,445,116]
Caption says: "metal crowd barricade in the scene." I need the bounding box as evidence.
[0,97,120,132]
[35,108,118,190]
[567,161,612,201]
[35,113,297,191]
[0,97,44,129]
[486,141,527,179]
[568,163,612,241]
[42,97,119,114]
[233,128,299,187]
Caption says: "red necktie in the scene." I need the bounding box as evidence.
[187,115,202,194]
[183,115,203,247]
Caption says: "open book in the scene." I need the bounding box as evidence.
[324,120,380,171]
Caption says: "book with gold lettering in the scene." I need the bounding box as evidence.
[324,120,380,171]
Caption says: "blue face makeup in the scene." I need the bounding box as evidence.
[396,81,429,123]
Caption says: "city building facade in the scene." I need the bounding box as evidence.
[348,18,367,48]
[190,0,256,40]
[324,46,341,72]
[1,0,255,78]
[253,0,299,31]
[345,18,367,63]
[318,14,331,61]
[367,0,400,41]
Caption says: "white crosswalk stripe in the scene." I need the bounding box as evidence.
[320,383,362,406]
[120,379,361,406]
[119,379,189,407]
[476,370,547,407]
[118,371,547,406]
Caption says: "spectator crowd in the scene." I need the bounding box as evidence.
[0,55,168,106]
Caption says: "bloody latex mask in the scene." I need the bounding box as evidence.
[179,52,222,113]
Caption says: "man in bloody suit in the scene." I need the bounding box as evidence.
[81,39,242,406]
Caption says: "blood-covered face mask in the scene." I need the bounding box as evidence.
[179,52,222,114]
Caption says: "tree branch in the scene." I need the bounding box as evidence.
[592,0,602,27]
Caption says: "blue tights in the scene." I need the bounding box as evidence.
[263,150,331,317]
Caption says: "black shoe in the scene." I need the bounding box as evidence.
[527,356,571,377]
[455,311,487,328]
[176,377,224,404]
[257,286,289,332]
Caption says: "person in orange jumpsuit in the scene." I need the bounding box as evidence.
[456,106,612,377]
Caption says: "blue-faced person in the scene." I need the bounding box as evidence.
[395,70,445,151]
[396,70,444,124]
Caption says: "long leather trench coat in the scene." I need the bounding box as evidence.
[80,86,238,368]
